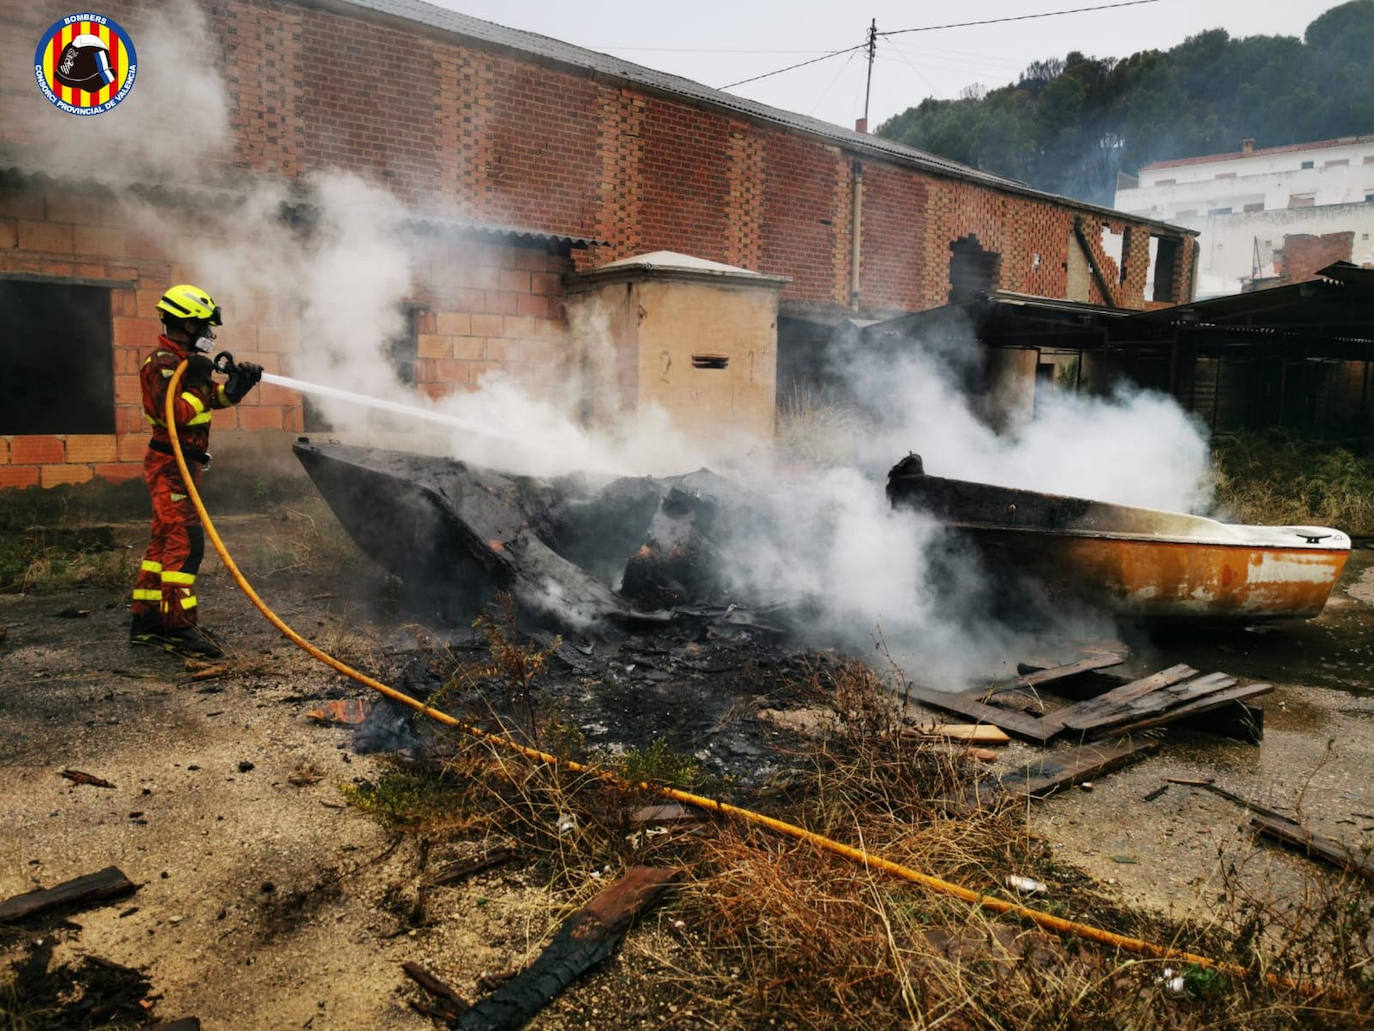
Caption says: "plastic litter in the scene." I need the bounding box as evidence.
[1157,966,1188,998]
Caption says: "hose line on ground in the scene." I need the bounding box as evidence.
[163,361,1295,990]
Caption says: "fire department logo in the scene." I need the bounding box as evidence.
[33,13,137,115]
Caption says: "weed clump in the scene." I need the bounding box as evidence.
[1212,431,1374,533]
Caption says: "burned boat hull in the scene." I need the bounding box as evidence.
[293,439,652,627]
[886,456,1351,622]
[292,440,762,632]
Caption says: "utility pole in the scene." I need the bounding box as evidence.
[860,18,877,132]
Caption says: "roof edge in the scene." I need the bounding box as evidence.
[567,262,791,291]
[306,0,1196,239]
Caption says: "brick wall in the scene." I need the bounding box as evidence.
[413,237,573,400]
[0,0,1193,488]
[1274,232,1355,285]
[0,178,309,487]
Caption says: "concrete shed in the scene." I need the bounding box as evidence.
[565,251,789,445]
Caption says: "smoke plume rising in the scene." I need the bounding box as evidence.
[11,0,1216,686]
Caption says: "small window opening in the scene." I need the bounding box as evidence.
[691,354,729,370]
[1152,236,1181,303]
[0,279,114,434]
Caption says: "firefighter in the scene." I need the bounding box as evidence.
[129,284,262,657]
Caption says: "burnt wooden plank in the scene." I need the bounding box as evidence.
[907,685,1051,743]
[980,653,1126,699]
[426,848,520,888]
[402,961,468,1014]
[0,866,136,923]
[1052,663,1198,732]
[1100,682,1272,737]
[1176,699,1264,744]
[1011,739,1161,798]
[948,739,1160,810]
[456,867,679,1031]
[1250,814,1374,881]
[1063,672,1235,735]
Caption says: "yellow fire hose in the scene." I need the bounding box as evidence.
[164,361,1304,991]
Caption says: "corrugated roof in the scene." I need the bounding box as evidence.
[319,0,1194,237]
[1126,262,1374,343]
[0,166,600,247]
[405,215,601,248]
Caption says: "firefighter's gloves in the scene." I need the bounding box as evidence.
[185,352,216,386]
[224,361,263,403]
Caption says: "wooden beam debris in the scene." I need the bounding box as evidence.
[455,867,679,1031]
[981,653,1126,699]
[1105,682,1271,737]
[60,768,116,789]
[402,961,468,1021]
[1012,739,1160,797]
[906,685,1052,744]
[426,848,520,888]
[907,723,1011,745]
[945,738,1159,811]
[0,866,136,923]
[1250,814,1374,882]
[1052,664,1199,733]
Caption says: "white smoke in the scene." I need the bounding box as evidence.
[6,3,229,186]
[827,318,1212,512]
[12,0,1215,687]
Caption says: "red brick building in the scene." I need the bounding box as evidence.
[0,0,1196,488]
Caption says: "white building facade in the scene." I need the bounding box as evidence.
[1115,136,1374,296]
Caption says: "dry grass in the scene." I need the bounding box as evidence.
[339,632,1374,1029]
[1212,432,1374,535]
[244,498,375,580]
[775,388,866,467]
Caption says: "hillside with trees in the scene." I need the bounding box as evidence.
[877,0,1374,206]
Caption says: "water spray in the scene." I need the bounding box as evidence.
[213,350,517,443]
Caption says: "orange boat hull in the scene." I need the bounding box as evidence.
[968,528,1350,621]
[887,459,1351,623]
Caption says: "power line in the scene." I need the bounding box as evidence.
[880,0,1160,37]
[719,42,869,90]
[715,0,1157,104]
[878,37,940,101]
[808,47,862,117]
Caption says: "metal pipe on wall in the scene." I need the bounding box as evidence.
[850,159,864,311]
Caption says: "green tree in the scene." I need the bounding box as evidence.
[877,1,1374,206]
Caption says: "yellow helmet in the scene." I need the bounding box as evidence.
[156,283,222,326]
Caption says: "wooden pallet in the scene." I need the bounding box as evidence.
[912,660,1271,747]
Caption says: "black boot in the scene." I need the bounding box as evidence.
[158,625,224,659]
[130,612,164,647]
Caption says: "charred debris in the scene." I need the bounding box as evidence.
[294,439,1286,780]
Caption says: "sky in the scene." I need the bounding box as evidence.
[425,0,1350,131]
